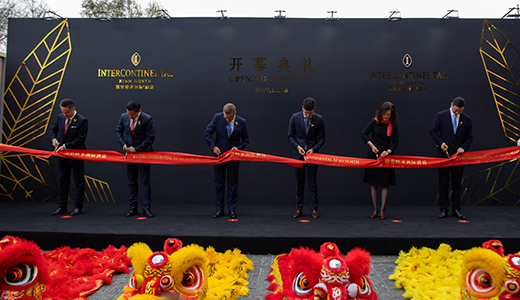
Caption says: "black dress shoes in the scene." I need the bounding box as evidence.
[292,210,302,218]
[51,207,67,216]
[126,206,138,217]
[70,208,82,216]
[452,209,466,220]
[438,209,448,219]
[213,210,223,218]
[229,210,237,218]
[143,209,154,218]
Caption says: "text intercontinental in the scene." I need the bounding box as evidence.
[98,69,174,78]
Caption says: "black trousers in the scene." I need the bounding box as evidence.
[438,165,464,211]
[58,157,85,209]
[295,163,318,212]
[127,163,151,210]
[214,161,240,211]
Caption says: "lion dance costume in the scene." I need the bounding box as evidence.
[118,238,253,300]
[266,242,376,300]
[461,239,520,300]
[0,236,49,300]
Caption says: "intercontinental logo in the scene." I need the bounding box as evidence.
[368,53,448,92]
[402,54,412,68]
[97,52,174,90]
[131,52,141,66]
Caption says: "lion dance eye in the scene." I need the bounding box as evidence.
[509,255,520,271]
[293,272,312,296]
[179,266,204,291]
[505,280,520,294]
[467,268,494,294]
[160,275,174,290]
[360,276,371,295]
[5,264,38,287]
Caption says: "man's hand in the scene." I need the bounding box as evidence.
[440,142,448,152]
[52,139,60,148]
[306,148,314,154]
[127,146,136,153]
[297,146,306,156]
[213,146,221,156]
[56,145,65,152]
[456,147,465,155]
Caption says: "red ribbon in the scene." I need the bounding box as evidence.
[1,143,519,169]
[306,146,520,168]
[0,144,303,167]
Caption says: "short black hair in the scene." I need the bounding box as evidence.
[59,98,75,109]
[452,97,465,108]
[126,101,141,112]
[302,97,316,111]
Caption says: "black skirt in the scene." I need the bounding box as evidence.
[363,166,396,186]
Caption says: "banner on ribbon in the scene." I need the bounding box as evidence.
[0,144,303,167]
[1,143,519,169]
[306,146,520,168]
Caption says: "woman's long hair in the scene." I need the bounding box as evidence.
[375,101,399,125]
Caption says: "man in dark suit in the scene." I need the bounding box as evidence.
[430,97,473,220]
[288,97,326,219]
[50,98,88,216]
[204,103,249,219]
[116,101,155,218]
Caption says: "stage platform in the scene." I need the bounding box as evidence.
[1,200,518,255]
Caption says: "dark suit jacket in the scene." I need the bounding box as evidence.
[430,108,473,157]
[204,113,249,154]
[50,112,88,150]
[287,111,326,159]
[116,112,155,152]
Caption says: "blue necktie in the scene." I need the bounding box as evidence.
[453,115,457,134]
[226,123,231,138]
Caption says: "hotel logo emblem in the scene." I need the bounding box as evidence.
[131,52,141,67]
[402,54,412,68]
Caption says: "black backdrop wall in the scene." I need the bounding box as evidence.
[2,18,518,206]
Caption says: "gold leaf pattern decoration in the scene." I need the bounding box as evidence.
[1,20,72,201]
[480,19,520,143]
[440,20,520,207]
[84,176,115,203]
[0,20,114,203]
[3,20,71,147]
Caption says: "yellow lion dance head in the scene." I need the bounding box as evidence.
[461,240,520,299]
[118,238,208,300]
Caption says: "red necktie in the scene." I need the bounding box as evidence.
[130,119,135,134]
[64,118,70,135]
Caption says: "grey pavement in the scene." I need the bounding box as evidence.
[89,255,404,300]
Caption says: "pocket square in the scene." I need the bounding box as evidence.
[71,126,77,128]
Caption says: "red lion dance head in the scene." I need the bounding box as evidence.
[0,236,49,300]
[266,242,376,300]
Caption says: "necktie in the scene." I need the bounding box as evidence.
[130,119,135,134]
[226,122,231,138]
[453,115,457,134]
[64,118,70,135]
[305,117,310,135]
